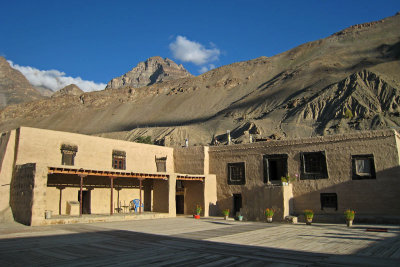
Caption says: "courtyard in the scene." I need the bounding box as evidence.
[0,217,399,266]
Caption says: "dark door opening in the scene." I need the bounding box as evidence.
[78,190,91,214]
[263,155,288,183]
[233,194,242,216]
[176,195,184,214]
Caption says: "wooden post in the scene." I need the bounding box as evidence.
[139,178,143,213]
[78,175,86,217]
[110,177,114,215]
[57,186,65,215]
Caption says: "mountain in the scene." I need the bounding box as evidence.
[105,56,192,89]
[34,86,54,97]
[0,57,44,108]
[0,13,399,146]
[52,84,83,98]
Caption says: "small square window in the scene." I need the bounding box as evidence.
[155,156,167,172]
[228,162,245,185]
[61,144,77,166]
[321,193,337,210]
[300,151,328,179]
[112,150,126,170]
[352,155,376,180]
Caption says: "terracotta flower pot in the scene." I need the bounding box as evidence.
[194,215,200,219]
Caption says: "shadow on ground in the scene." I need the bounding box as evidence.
[0,223,399,266]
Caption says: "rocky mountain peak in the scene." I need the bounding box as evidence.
[105,56,192,90]
[52,84,84,98]
[0,56,43,108]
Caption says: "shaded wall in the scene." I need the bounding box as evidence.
[174,146,208,174]
[10,163,35,225]
[153,180,169,213]
[183,180,204,215]
[209,130,400,222]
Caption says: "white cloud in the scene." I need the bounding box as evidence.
[199,64,216,74]
[8,61,106,92]
[169,36,220,65]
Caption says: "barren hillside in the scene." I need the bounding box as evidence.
[0,57,45,108]
[0,13,399,146]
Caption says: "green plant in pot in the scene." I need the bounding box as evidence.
[222,209,229,220]
[304,209,314,225]
[344,209,355,227]
[194,205,202,219]
[265,208,274,223]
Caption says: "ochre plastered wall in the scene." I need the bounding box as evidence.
[16,127,174,173]
[209,130,400,221]
[203,174,217,217]
[0,130,16,223]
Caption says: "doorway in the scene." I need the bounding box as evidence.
[176,195,184,214]
[78,190,91,214]
[233,194,242,216]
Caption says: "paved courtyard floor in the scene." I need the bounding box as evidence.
[0,217,399,266]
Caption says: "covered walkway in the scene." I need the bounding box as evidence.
[46,167,207,220]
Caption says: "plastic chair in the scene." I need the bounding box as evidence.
[130,199,144,213]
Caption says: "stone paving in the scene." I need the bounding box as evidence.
[0,217,399,266]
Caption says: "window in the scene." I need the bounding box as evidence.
[61,144,78,166]
[321,193,337,210]
[112,150,126,170]
[300,151,328,179]
[155,156,167,172]
[352,154,376,180]
[263,154,288,183]
[228,162,245,185]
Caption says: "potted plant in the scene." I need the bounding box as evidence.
[344,209,355,227]
[265,208,274,223]
[194,205,202,219]
[222,209,229,220]
[304,209,314,225]
[281,176,288,186]
[237,214,243,221]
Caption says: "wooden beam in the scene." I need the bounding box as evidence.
[48,167,169,180]
[78,174,87,216]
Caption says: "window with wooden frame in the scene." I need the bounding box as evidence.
[227,162,245,185]
[263,154,288,183]
[112,150,126,170]
[61,144,78,166]
[155,156,167,172]
[300,151,328,180]
[352,154,376,180]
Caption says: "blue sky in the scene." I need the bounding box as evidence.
[1,0,399,91]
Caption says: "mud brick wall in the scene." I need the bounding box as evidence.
[10,163,36,225]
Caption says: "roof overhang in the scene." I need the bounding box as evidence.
[48,167,206,181]
[48,167,169,180]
